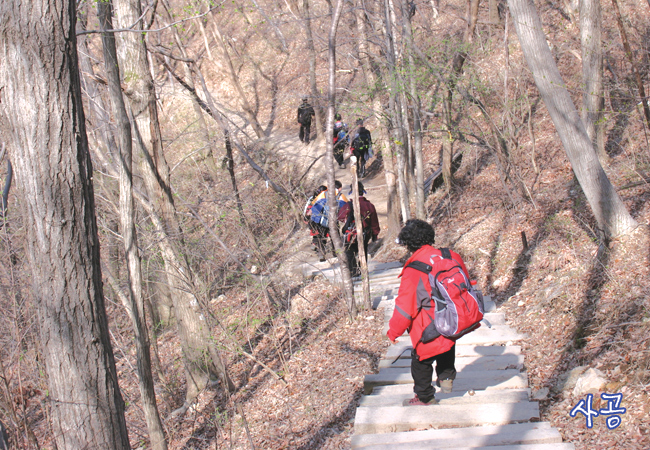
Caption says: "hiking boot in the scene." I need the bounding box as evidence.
[404,395,438,406]
[437,378,453,394]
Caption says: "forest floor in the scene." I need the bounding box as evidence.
[152,125,650,449]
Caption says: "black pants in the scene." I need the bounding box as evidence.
[353,149,366,177]
[310,221,330,259]
[345,231,371,276]
[299,122,311,143]
[411,344,456,403]
[334,145,345,165]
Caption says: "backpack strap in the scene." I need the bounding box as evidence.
[406,260,432,274]
[440,248,452,260]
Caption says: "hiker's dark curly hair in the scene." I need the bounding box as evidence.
[397,219,435,252]
[313,185,327,197]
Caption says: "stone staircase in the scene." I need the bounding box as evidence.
[302,260,575,450]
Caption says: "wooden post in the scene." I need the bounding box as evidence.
[351,156,371,308]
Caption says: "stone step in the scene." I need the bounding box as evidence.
[366,370,528,395]
[378,353,524,370]
[357,445,574,450]
[359,388,531,408]
[305,261,402,279]
[351,422,560,449]
[385,344,522,361]
[355,270,402,284]
[353,401,540,434]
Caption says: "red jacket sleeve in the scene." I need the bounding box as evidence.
[386,268,429,341]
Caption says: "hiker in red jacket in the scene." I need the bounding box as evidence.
[387,219,471,405]
[337,182,380,277]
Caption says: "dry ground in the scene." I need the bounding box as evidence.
[151,119,649,449]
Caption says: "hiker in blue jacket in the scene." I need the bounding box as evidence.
[309,180,348,261]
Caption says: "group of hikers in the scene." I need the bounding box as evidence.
[303,180,380,277]
[297,98,374,178]
[299,99,484,408]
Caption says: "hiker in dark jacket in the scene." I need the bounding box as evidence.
[337,182,380,277]
[387,219,471,406]
[297,98,315,144]
[350,118,372,178]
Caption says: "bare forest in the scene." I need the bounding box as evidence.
[0,0,649,448]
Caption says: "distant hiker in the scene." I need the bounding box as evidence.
[350,118,373,178]
[337,182,380,278]
[309,180,348,261]
[387,219,475,406]
[333,113,349,169]
[297,97,315,144]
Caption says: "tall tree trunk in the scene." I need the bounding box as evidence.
[113,0,234,403]
[383,0,410,221]
[580,0,606,162]
[401,0,426,219]
[0,0,131,447]
[303,0,325,137]
[326,0,357,316]
[387,0,415,214]
[349,165,370,308]
[508,0,637,238]
[98,2,167,448]
[160,0,217,168]
[443,0,480,191]
[355,1,401,237]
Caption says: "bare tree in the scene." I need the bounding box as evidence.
[580,0,606,162]
[401,0,426,219]
[0,0,131,447]
[326,0,357,316]
[442,0,480,192]
[97,0,167,447]
[383,0,411,221]
[355,1,401,238]
[303,0,325,137]
[508,0,637,238]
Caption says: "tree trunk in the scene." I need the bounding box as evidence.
[113,0,234,403]
[0,0,131,447]
[443,0,480,190]
[401,0,426,219]
[383,0,411,221]
[326,0,357,316]
[303,0,325,137]
[350,164,370,308]
[508,0,637,238]
[355,1,401,237]
[98,2,167,448]
[161,0,217,168]
[580,0,606,162]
